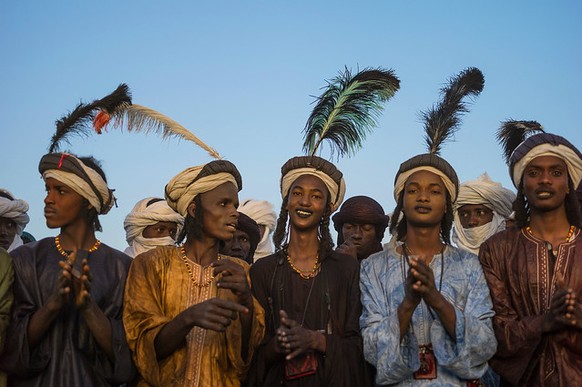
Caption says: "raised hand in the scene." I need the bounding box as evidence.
[335,239,358,259]
[71,255,93,310]
[408,257,442,308]
[188,298,249,332]
[213,259,253,308]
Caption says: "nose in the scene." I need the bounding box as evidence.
[231,237,242,251]
[417,188,430,202]
[44,190,54,205]
[467,213,480,228]
[351,226,363,240]
[539,170,552,185]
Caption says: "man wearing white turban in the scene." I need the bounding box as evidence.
[452,173,516,255]
[123,197,184,258]
[480,133,582,386]
[237,199,276,261]
[0,189,30,252]
[123,160,265,387]
[0,152,135,386]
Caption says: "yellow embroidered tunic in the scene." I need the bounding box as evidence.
[123,246,265,387]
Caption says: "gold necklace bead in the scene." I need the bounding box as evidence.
[55,235,101,259]
[180,246,219,288]
[287,254,319,280]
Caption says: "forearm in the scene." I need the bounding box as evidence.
[397,299,417,340]
[27,299,62,348]
[431,294,456,338]
[154,310,194,360]
[311,330,326,353]
[81,302,114,361]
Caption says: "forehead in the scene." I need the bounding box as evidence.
[458,204,491,212]
[406,170,444,187]
[290,174,327,192]
[44,176,72,188]
[200,182,238,200]
[526,155,568,169]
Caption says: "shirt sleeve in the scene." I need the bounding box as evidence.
[359,255,420,384]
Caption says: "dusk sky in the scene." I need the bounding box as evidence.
[1,1,580,249]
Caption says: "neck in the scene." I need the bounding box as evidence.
[287,227,319,262]
[404,224,443,261]
[183,235,220,266]
[59,221,96,251]
[528,206,571,242]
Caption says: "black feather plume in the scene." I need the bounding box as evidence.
[496,120,544,164]
[49,84,131,152]
[302,67,400,158]
[421,67,484,155]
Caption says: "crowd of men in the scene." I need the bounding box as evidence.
[0,130,581,386]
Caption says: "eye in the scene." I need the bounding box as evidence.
[552,170,563,177]
[527,169,539,177]
[312,194,322,200]
[240,236,249,243]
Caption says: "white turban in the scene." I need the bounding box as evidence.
[452,173,516,255]
[165,163,240,217]
[123,197,184,258]
[281,168,346,212]
[238,199,277,260]
[40,153,115,215]
[511,143,582,189]
[0,189,30,252]
[394,166,458,202]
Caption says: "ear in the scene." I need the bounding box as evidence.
[187,201,196,218]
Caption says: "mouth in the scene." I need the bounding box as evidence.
[295,208,313,218]
[535,190,554,199]
[226,223,237,231]
[414,206,432,214]
[44,208,57,218]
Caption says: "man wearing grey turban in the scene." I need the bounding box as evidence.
[0,189,30,252]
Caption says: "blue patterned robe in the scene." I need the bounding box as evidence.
[360,245,496,386]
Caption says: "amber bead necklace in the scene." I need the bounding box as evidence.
[180,246,220,288]
[287,254,319,280]
[55,235,101,259]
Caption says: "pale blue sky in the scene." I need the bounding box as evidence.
[1,1,581,249]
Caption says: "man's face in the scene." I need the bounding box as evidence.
[220,229,252,262]
[522,155,569,213]
[43,177,87,229]
[142,221,178,240]
[286,174,329,231]
[0,217,17,250]
[197,182,239,241]
[402,170,447,228]
[457,204,493,229]
[341,223,378,260]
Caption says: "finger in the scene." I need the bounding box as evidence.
[211,298,249,314]
[286,347,306,360]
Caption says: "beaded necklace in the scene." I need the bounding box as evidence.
[180,246,220,288]
[55,235,101,259]
[525,225,576,243]
[287,254,319,279]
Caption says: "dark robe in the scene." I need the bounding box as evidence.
[479,227,582,386]
[248,250,370,386]
[0,237,136,386]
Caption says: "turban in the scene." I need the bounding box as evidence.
[332,196,389,231]
[280,156,346,212]
[393,153,459,202]
[238,199,277,260]
[509,133,582,189]
[39,153,115,215]
[236,212,261,259]
[165,160,242,217]
[0,189,30,236]
[123,197,184,258]
[454,173,515,218]
[452,173,516,255]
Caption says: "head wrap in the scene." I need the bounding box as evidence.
[454,173,516,218]
[236,212,261,260]
[280,156,346,212]
[165,160,242,217]
[0,189,30,252]
[123,197,185,258]
[238,199,277,260]
[393,153,459,202]
[509,133,582,189]
[452,173,515,254]
[39,153,115,215]
[332,196,389,231]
